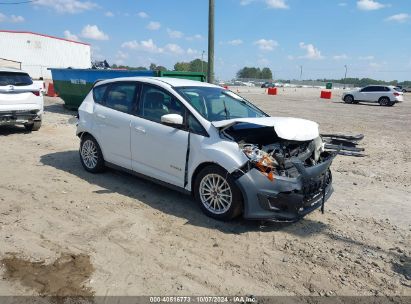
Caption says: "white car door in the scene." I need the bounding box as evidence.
[357,87,371,101]
[130,84,189,187]
[93,82,139,169]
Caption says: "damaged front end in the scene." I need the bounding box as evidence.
[220,121,336,222]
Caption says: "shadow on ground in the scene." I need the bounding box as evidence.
[40,150,330,236]
[44,103,76,116]
[0,125,29,136]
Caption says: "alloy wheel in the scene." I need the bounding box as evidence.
[199,174,232,215]
[81,139,98,169]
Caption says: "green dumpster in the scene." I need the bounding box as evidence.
[326,82,333,90]
[156,71,207,82]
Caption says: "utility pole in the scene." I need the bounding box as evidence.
[344,65,348,89]
[201,50,205,74]
[208,0,215,84]
[299,65,303,83]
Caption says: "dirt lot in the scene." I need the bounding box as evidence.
[0,88,410,297]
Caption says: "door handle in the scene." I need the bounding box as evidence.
[96,114,106,119]
[134,126,146,134]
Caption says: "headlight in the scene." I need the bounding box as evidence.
[241,145,278,181]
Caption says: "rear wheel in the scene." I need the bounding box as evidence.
[194,165,243,221]
[79,135,105,173]
[379,97,390,106]
[344,95,354,104]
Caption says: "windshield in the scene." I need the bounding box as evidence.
[175,86,267,121]
[0,72,33,86]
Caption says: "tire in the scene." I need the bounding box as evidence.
[79,135,105,173]
[378,97,390,106]
[344,95,354,104]
[24,119,42,132]
[193,165,243,221]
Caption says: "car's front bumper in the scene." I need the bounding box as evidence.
[235,154,335,222]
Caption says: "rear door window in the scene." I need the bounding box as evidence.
[0,72,33,86]
[104,82,139,114]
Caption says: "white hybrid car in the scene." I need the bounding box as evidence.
[77,77,335,221]
[0,67,43,131]
[342,85,404,106]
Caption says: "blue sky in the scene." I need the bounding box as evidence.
[1,0,410,80]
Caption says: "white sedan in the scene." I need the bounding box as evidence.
[76,77,335,222]
[342,85,404,106]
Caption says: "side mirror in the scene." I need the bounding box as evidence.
[161,114,183,127]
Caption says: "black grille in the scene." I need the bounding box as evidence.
[302,170,331,198]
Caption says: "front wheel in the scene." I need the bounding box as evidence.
[80,135,105,173]
[194,165,243,221]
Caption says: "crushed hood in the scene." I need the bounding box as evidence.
[212,117,319,141]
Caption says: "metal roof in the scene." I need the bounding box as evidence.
[0,30,90,46]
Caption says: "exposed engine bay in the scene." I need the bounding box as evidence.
[221,122,332,181]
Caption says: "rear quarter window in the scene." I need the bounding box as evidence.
[0,72,33,86]
[93,84,108,104]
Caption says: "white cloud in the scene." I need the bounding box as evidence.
[147,21,161,31]
[385,13,410,23]
[257,57,270,65]
[266,0,289,9]
[81,25,109,40]
[186,34,203,41]
[63,30,79,41]
[227,39,243,46]
[122,39,186,56]
[333,54,349,60]
[357,0,386,11]
[359,55,375,60]
[34,0,98,14]
[254,39,278,51]
[121,39,163,53]
[105,11,114,17]
[299,42,324,59]
[116,50,128,60]
[369,62,383,69]
[167,28,183,39]
[137,11,149,18]
[187,48,203,57]
[164,43,184,55]
[0,13,25,23]
[240,0,255,5]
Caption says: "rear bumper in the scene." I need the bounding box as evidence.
[0,109,42,125]
[235,153,335,222]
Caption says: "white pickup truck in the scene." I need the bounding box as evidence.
[0,67,44,131]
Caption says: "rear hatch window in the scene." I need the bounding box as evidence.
[0,72,33,86]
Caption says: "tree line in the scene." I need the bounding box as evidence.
[316,78,411,87]
[111,59,207,74]
[110,62,409,85]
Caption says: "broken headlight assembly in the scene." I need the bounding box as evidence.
[241,144,278,181]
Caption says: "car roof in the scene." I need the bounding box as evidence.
[96,76,218,89]
[0,67,28,74]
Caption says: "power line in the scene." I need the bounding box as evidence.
[0,0,37,4]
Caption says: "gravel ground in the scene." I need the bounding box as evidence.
[0,88,410,297]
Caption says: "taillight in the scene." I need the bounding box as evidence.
[393,92,400,96]
[31,91,40,96]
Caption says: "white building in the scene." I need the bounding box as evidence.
[0,30,91,79]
